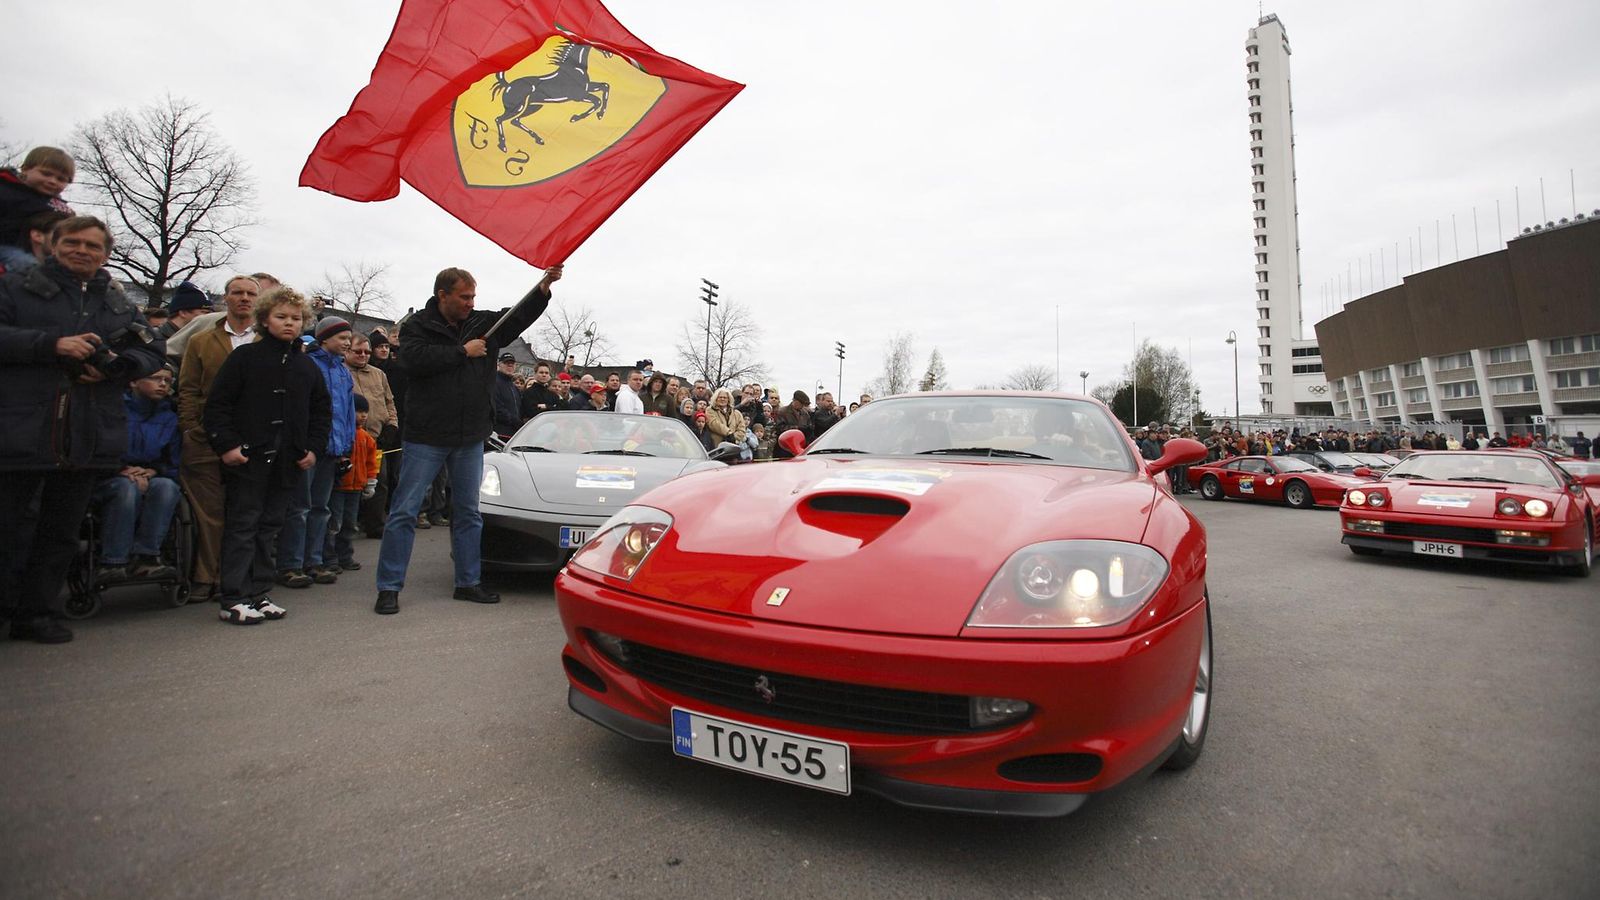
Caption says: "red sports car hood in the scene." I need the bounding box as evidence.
[613,457,1160,637]
[1378,480,1535,518]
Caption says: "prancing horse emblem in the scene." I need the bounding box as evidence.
[765,587,790,607]
[754,675,776,704]
[491,42,611,151]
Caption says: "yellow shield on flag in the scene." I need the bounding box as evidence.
[452,36,667,188]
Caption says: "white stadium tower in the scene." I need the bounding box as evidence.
[1245,14,1331,416]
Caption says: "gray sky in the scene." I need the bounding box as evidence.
[8,0,1599,414]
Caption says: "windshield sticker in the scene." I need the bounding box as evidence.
[576,465,636,490]
[1418,492,1471,509]
[813,466,951,496]
[1239,477,1255,494]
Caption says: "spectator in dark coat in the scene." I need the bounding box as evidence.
[0,217,164,643]
[519,362,560,420]
[492,352,522,438]
[772,391,814,459]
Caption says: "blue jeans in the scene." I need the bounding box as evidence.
[93,476,181,565]
[275,456,340,570]
[324,490,362,566]
[376,440,484,592]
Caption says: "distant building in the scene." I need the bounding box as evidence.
[1315,216,1600,434]
[1245,14,1330,416]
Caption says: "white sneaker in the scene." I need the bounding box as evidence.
[220,603,265,625]
[251,597,287,620]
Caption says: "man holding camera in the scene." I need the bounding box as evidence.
[0,216,166,643]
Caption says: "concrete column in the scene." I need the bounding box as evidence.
[1355,370,1379,427]
[1418,356,1446,422]
[1526,339,1557,417]
[1389,364,1410,426]
[1469,349,1504,433]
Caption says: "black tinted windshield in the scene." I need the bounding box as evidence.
[806,396,1136,471]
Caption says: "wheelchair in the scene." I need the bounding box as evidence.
[64,481,196,619]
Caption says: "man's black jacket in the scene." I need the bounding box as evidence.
[399,288,549,447]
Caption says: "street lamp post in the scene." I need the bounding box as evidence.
[700,278,719,385]
[1225,331,1239,428]
[835,341,846,401]
[1078,370,1089,394]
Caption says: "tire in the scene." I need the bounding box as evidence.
[166,581,190,608]
[1199,476,1223,501]
[63,590,102,620]
[1564,525,1593,578]
[1284,480,1313,510]
[1163,600,1212,771]
[1349,545,1380,557]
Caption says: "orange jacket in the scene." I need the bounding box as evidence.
[338,429,379,492]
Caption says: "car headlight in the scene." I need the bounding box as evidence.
[1497,497,1523,516]
[966,540,1169,629]
[1347,490,1367,506]
[570,506,672,582]
[1523,498,1550,518]
[481,465,501,496]
[1367,491,1387,507]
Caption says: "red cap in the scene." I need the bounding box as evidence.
[557,372,572,381]
[590,384,607,394]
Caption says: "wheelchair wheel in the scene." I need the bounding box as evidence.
[63,589,102,620]
[165,581,190,608]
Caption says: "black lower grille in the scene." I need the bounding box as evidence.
[1383,521,1498,543]
[598,636,996,735]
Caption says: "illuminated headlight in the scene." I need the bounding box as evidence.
[481,465,501,496]
[1523,499,1550,518]
[1347,490,1368,506]
[970,696,1033,728]
[569,506,672,582]
[1497,497,1523,516]
[967,541,1168,629]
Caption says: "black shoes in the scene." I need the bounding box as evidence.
[338,559,362,571]
[94,565,129,583]
[428,514,450,527]
[375,590,400,615]
[453,584,500,604]
[10,616,73,644]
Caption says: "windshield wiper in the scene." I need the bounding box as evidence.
[1447,476,1509,483]
[585,449,656,457]
[917,447,1051,460]
[809,447,867,455]
[1383,472,1426,479]
[510,445,553,453]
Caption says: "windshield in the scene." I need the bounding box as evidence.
[1350,453,1395,466]
[1385,453,1559,488]
[1270,457,1319,473]
[1558,459,1600,478]
[507,411,706,460]
[1316,452,1361,468]
[806,395,1136,471]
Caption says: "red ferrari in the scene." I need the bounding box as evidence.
[554,393,1212,817]
[1340,450,1596,575]
[1188,455,1368,508]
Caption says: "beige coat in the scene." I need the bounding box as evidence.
[349,361,397,438]
[177,319,255,442]
[705,403,747,444]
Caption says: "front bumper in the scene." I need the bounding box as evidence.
[1340,532,1584,567]
[480,504,607,571]
[554,570,1206,816]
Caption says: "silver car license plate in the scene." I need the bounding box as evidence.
[671,708,850,795]
[1412,540,1462,558]
[558,526,592,549]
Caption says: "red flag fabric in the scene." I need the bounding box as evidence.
[300,0,742,266]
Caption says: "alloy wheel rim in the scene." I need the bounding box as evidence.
[1182,612,1212,743]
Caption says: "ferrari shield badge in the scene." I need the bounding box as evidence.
[765,587,791,607]
[453,35,667,188]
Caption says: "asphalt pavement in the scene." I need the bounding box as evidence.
[2,497,1597,899]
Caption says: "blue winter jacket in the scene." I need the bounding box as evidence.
[122,392,181,478]
[308,344,356,456]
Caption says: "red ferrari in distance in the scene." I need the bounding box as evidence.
[554,393,1212,817]
[1340,450,1596,576]
[1188,455,1369,508]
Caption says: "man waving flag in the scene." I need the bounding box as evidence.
[300,0,743,266]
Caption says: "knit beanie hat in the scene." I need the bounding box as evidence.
[167,281,210,313]
[315,316,353,342]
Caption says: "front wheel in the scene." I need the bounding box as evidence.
[1163,600,1212,771]
[1564,526,1593,578]
[1284,481,1313,509]
[1199,476,1223,501]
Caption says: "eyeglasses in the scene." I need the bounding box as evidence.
[351,349,371,355]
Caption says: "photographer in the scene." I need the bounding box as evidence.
[0,216,165,643]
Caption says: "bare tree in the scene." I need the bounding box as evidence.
[535,302,615,366]
[70,96,255,304]
[918,348,949,392]
[1002,363,1057,391]
[0,121,24,167]
[675,296,769,389]
[865,332,917,397]
[315,261,393,317]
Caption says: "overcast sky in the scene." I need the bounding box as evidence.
[8,0,1599,414]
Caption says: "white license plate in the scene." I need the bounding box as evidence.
[558,526,592,549]
[671,708,850,795]
[1412,541,1462,558]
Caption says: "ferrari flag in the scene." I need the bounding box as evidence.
[300,0,743,265]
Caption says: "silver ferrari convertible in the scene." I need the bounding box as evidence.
[480,411,736,571]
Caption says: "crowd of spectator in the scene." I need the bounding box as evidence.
[1199,425,1593,459]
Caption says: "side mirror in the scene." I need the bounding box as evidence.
[707,441,741,463]
[1577,473,1600,487]
[1147,438,1206,476]
[1352,466,1373,477]
[778,429,808,457]
[485,434,507,453]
